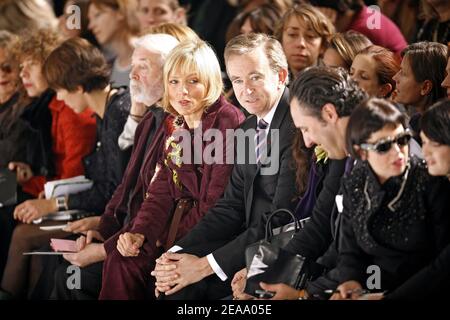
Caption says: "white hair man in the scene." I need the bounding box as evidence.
[118,33,179,149]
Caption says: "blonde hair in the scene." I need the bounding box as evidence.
[0,30,19,58]
[142,22,199,42]
[0,0,58,34]
[275,3,335,47]
[162,40,223,115]
[224,32,289,84]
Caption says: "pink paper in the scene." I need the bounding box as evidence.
[50,238,78,253]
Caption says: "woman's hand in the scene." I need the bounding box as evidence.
[117,232,145,257]
[13,199,57,224]
[74,230,105,252]
[231,268,254,300]
[258,282,305,300]
[330,280,364,300]
[64,216,101,234]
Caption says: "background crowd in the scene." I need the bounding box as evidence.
[0,0,449,300]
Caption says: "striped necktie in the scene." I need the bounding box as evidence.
[255,119,269,163]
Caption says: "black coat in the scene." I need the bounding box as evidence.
[0,91,31,167]
[176,88,299,278]
[20,89,54,177]
[332,157,450,296]
[385,177,450,299]
[67,88,131,214]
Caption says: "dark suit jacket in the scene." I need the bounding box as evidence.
[176,88,299,278]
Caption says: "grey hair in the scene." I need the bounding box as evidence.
[132,33,179,62]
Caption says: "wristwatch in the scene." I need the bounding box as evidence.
[55,196,68,211]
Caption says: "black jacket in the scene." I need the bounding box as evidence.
[176,88,299,278]
[284,158,347,261]
[332,157,450,297]
[20,89,54,177]
[385,177,450,299]
[0,91,31,167]
[67,88,131,214]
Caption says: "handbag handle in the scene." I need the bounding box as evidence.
[264,208,300,241]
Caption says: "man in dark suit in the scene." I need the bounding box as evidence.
[152,33,298,300]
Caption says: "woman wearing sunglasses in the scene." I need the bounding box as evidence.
[329,98,450,300]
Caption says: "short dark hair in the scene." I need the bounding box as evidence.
[43,37,110,92]
[401,42,448,110]
[346,98,408,159]
[290,65,367,120]
[421,99,450,146]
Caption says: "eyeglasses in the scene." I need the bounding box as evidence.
[360,130,412,154]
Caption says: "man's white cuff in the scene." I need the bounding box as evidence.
[168,245,182,253]
[207,253,228,281]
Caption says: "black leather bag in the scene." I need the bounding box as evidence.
[244,209,324,297]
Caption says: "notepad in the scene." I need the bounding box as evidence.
[44,176,93,199]
[23,238,78,256]
[50,239,77,253]
[39,224,68,231]
[23,252,67,255]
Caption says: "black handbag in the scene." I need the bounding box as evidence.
[244,209,324,297]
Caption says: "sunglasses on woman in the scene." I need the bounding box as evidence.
[360,130,412,154]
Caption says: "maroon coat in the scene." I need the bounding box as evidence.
[98,97,244,299]
[129,96,245,251]
[98,105,167,254]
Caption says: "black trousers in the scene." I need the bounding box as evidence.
[0,189,32,280]
[30,234,79,300]
[51,260,103,300]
